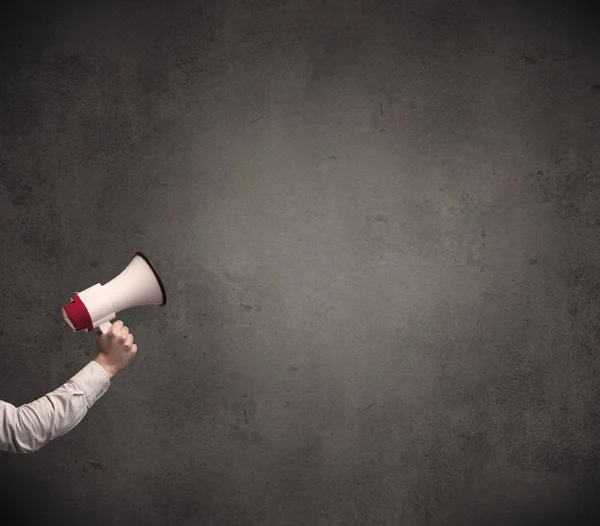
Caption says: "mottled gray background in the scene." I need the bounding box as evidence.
[1,0,600,524]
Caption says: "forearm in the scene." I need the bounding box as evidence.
[0,385,88,453]
[93,357,117,379]
[0,361,111,454]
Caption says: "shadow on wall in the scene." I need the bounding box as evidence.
[436,475,600,526]
[0,468,70,525]
[2,464,600,526]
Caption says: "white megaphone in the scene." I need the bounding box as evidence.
[62,251,167,334]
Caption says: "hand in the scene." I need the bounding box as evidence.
[94,320,138,378]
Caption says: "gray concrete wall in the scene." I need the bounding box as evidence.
[1,1,600,524]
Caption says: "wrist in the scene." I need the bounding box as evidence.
[94,357,116,379]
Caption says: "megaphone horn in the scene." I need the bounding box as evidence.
[62,252,167,334]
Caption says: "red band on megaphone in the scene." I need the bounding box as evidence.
[63,293,94,331]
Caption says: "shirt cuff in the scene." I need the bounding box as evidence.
[69,361,111,408]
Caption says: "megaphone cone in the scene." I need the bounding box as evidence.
[62,252,167,334]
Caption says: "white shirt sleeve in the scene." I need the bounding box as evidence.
[0,360,111,454]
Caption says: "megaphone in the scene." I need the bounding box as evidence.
[62,251,167,334]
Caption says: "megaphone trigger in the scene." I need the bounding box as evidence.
[98,321,113,335]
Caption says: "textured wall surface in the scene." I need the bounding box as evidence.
[1,1,600,524]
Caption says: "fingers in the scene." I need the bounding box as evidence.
[105,320,136,349]
[113,322,129,339]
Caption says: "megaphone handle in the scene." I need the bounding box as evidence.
[98,321,113,335]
